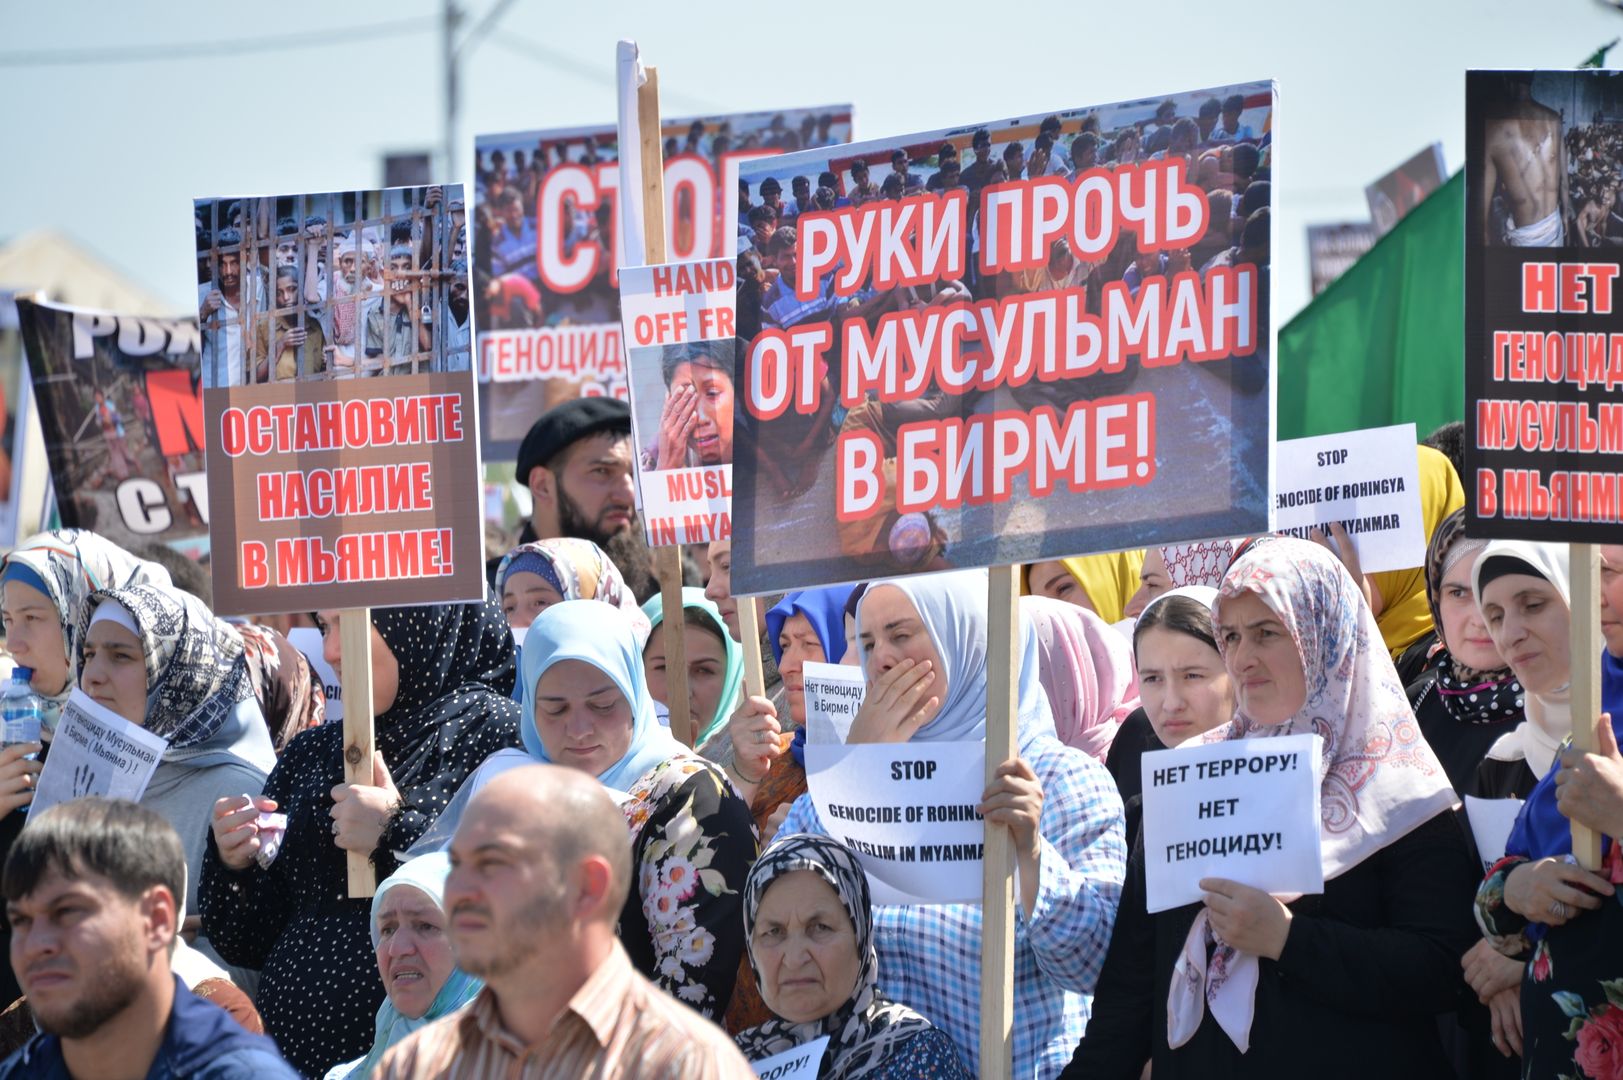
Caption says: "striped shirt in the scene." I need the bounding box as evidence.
[375,941,755,1080]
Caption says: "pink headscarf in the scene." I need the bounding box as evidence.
[1020,596,1141,761]
[1160,540,1239,588]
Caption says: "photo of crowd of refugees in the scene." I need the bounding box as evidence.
[472,109,853,337]
[733,88,1272,582]
[193,186,470,390]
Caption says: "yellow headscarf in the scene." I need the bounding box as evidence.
[1023,550,1147,625]
[1368,445,1464,659]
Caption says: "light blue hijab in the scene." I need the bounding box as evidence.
[855,569,1056,751]
[325,853,482,1080]
[520,599,686,791]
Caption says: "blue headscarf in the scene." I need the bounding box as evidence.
[855,570,1056,751]
[520,600,686,792]
[326,853,483,1080]
[769,586,855,765]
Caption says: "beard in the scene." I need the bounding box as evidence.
[453,888,567,981]
[556,482,656,602]
[31,954,145,1040]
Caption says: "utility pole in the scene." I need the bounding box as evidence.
[442,0,519,186]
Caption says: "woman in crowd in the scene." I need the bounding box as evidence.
[1065,538,1477,1079]
[236,621,325,753]
[1406,511,1526,797]
[641,587,742,748]
[702,538,787,767]
[757,570,1126,1076]
[325,852,481,1080]
[1374,445,1465,681]
[1024,551,1145,626]
[80,586,278,949]
[202,599,521,1077]
[494,536,648,639]
[518,600,756,1019]
[1120,541,1237,620]
[1023,596,1139,762]
[734,835,972,1078]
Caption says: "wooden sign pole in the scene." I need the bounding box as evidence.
[737,595,767,699]
[633,66,694,748]
[340,606,377,897]
[1569,543,1605,870]
[981,566,1018,1079]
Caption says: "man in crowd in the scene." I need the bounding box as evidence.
[890,148,922,191]
[818,170,849,208]
[1214,93,1258,143]
[744,205,777,256]
[489,397,654,600]
[362,245,431,373]
[782,176,814,222]
[490,190,539,285]
[254,265,325,382]
[757,177,786,223]
[1070,132,1100,175]
[376,767,753,1079]
[1196,96,1223,143]
[199,228,265,388]
[959,128,997,198]
[0,799,295,1079]
[926,143,959,191]
[847,158,877,206]
[1482,72,1570,246]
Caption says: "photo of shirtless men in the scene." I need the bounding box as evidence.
[1476,69,1623,248]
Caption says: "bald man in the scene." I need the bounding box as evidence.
[376,766,752,1079]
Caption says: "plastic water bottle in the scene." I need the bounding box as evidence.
[1,668,43,751]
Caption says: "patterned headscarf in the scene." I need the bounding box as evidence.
[1160,541,1239,589]
[1169,538,1455,1053]
[1421,509,1522,725]
[236,623,325,752]
[495,538,650,645]
[1021,596,1139,761]
[2,529,172,726]
[84,585,276,772]
[733,835,936,1078]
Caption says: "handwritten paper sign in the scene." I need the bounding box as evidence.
[1273,423,1425,574]
[807,741,984,905]
[750,1035,830,1080]
[32,690,167,819]
[288,627,342,725]
[1141,733,1324,913]
[802,661,865,745]
[1465,795,1525,874]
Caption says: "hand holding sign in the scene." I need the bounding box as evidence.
[728,695,785,787]
[1554,713,1623,837]
[329,751,401,855]
[977,757,1044,916]
[1198,878,1293,959]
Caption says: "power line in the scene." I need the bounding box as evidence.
[0,16,438,67]
[486,31,727,115]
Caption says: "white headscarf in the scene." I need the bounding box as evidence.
[1168,538,1456,1053]
[1471,540,1571,780]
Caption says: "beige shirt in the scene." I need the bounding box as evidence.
[375,940,755,1080]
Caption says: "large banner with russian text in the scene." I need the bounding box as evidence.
[473,105,854,460]
[729,83,1275,594]
[15,299,210,552]
[1466,70,1623,538]
[194,185,484,615]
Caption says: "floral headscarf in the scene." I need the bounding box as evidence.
[733,835,938,1078]
[1161,541,1239,589]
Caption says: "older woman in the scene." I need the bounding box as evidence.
[325,852,481,1080]
[734,835,971,1078]
[1065,538,1477,1079]
[762,570,1126,1076]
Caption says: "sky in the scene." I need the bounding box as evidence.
[3,0,1622,325]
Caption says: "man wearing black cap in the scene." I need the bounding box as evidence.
[959,128,997,201]
[486,397,655,600]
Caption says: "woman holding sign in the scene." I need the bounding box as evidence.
[773,570,1127,1078]
[1065,537,1477,1079]
[1472,541,1623,1080]
[733,835,971,1077]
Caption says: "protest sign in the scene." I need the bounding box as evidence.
[15,298,209,551]
[287,626,342,725]
[806,741,986,905]
[32,689,167,820]
[620,257,736,546]
[1140,733,1323,913]
[1464,795,1524,874]
[1273,422,1425,573]
[802,660,864,744]
[1306,223,1376,297]
[1366,143,1447,236]
[472,106,854,460]
[729,82,1275,595]
[749,1036,829,1080]
[193,185,483,616]
[1466,70,1615,867]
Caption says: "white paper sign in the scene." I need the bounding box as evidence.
[750,1035,830,1080]
[618,260,738,348]
[807,741,985,905]
[1141,733,1325,913]
[32,690,168,819]
[802,661,865,745]
[1273,422,1425,574]
[1465,795,1524,873]
[288,627,342,724]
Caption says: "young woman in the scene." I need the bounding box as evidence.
[1022,596,1140,761]
[762,570,1127,1076]
[1024,551,1145,625]
[641,587,742,749]
[1065,538,1477,1079]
